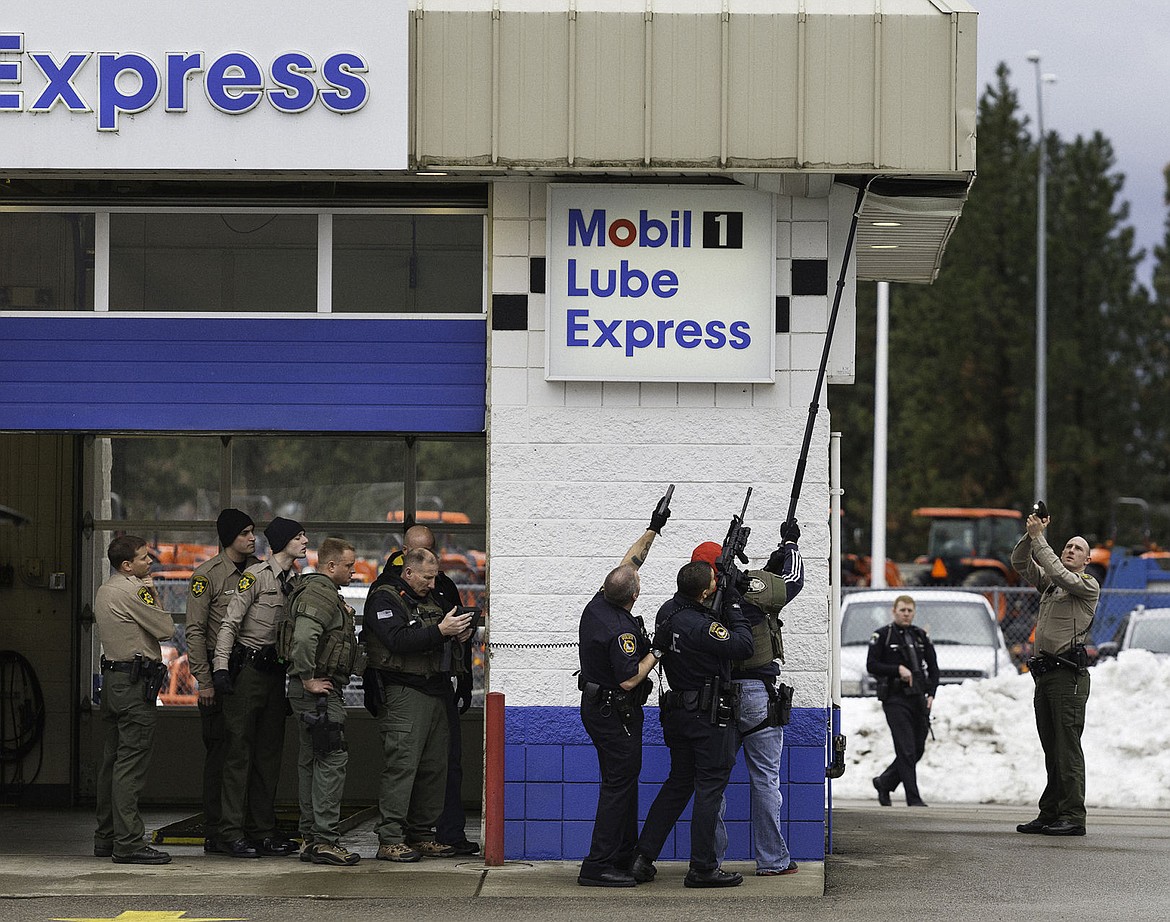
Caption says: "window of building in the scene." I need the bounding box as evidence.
[0,213,94,311]
[87,433,487,707]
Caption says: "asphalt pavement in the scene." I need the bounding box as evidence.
[1,800,1167,921]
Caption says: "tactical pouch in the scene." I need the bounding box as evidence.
[351,643,367,676]
[773,682,794,727]
[274,618,294,663]
[362,667,384,717]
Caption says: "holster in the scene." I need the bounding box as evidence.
[141,660,169,705]
[302,695,346,757]
[362,667,385,717]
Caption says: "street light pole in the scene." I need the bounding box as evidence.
[1027,51,1055,502]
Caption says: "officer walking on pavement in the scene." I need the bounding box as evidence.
[700,518,805,877]
[576,490,672,888]
[868,594,938,807]
[281,537,364,866]
[1011,512,1098,837]
[212,516,307,858]
[362,547,473,862]
[632,559,754,888]
[185,508,259,854]
[93,535,177,866]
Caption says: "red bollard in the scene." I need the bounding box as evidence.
[483,690,505,866]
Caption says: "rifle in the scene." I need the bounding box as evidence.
[709,488,753,618]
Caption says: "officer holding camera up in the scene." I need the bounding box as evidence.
[575,490,671,888]
[632,559,753,889]
[1011,506,1098,837]
[868,595,938,807]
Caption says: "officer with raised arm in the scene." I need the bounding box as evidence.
[576,490,671,888]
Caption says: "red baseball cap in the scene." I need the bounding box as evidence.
[691,542,721,567]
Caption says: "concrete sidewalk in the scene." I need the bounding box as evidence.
[0,806,822,899]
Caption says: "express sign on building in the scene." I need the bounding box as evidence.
[546,185,775,383]
[0,0,407,170]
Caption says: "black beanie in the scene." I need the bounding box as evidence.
[217,508,254,548]
[264,516,305,554]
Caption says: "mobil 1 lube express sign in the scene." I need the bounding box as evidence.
[0,0,407,170]
[546,185,775,383]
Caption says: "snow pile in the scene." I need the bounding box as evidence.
[833,649,1170,809]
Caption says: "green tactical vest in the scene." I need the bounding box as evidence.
[365,584,465,676]
[734,569,787,670]
[277,573,362,681]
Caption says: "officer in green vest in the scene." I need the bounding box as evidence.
[362,546,473,862]
[282,537,364,866]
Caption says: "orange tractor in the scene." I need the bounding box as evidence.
[908,507,1025,588]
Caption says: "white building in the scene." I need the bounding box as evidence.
[0,0,976,862]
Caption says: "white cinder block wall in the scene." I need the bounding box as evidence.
[486,178,856,712]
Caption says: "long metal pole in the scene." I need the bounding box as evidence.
[870,281,889,587]
[1030,53,1048,501]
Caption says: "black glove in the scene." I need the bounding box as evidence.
[648,492,672,534]
[212,669,234,696]
[734,571,754,594]
[764,545,788,576]
[455,675,473,714]
[780,519,801,545]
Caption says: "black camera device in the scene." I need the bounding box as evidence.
[459,606,483,633]
[1033,500,1048,518]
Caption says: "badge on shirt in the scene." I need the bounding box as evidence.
[708,623,730,641]
[238,573,256,592]
[137,587,157,606]
[618,633,637,655]
[190,576,208,598]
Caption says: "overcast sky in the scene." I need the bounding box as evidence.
[973,1,1170,289]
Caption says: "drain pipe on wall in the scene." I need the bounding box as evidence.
[826,431,847,850]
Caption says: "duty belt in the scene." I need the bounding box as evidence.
[233,642,286,675]
[659,689,701,712]
[101,657,149,676]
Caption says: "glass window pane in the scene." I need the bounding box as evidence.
[104,436,223,521]
[0,212,94,310]
[332,214,484,313]
[109,213,316,312]
[231,436,409,526]
[416,438,487,526]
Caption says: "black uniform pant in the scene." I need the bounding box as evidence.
[436,685,467,844]
[877,693,929,804]
[198,697,227,840]
[637,705,737,872]
[580,695,643,877]
[1034,668,1089,825]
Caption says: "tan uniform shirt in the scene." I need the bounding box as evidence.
[185,550,260,689]
[95,573,176,662]
[1011,534,1099,656]
[212,558,296,672]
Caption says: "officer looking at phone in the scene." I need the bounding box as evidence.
[1011,502,1098,837]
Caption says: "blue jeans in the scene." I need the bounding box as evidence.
[714,678,792,872]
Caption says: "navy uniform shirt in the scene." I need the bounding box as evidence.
[578,591,651,690]
[866,622,940,697]
[653,593,753,691]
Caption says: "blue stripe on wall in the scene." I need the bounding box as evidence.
[505,705,827,862]
[0,316,486,433]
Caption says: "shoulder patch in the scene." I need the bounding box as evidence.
[190,576,208,597]
[708,622,730,641]
[869,631,880,644]
[238,573,256,592]
[137,586,157,606]
[618,632,637,656]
